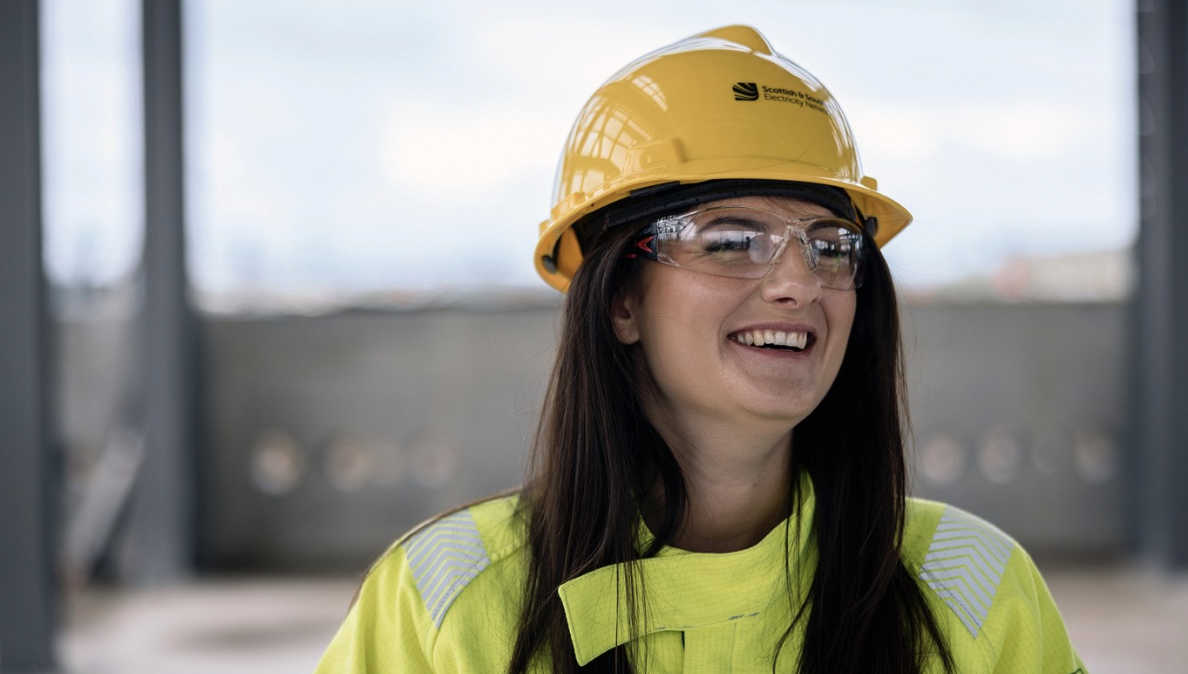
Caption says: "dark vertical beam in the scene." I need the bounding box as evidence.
[0,0,59,671]
[122,0,196,582]
[1134,0,1188,568]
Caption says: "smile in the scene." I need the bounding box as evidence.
[729,329,810,352]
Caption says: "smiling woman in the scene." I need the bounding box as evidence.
[611,197,856,447]
[314,25,1088,674]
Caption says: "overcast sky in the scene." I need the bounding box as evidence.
[42,0,1136,296]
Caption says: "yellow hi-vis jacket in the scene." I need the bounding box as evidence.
[314,487,1087,673]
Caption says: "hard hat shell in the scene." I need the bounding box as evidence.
[535,25,912,293]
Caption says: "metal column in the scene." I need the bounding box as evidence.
[1134,0,1188,568]
[119,0,198,582]
[0,0,59,670]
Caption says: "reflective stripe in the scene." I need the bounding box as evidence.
[918,507,1014,638]
[404,510,490,627]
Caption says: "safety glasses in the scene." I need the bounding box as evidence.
[627,206,868,290]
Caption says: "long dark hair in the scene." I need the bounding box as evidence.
[508,198,954,674]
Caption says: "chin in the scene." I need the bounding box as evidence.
[734,399,818,428]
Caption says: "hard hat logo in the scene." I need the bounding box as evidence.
[756,85,829,114]
[733,82,759,101]
[534,24,913,293]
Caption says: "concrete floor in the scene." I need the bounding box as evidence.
[57,565,1188,674]
[58,577,354,674]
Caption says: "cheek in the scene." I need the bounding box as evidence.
[633,277,732,385]
[636,270,734,340]
[635,307,706,383]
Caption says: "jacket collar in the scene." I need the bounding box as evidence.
[557,473,816,666]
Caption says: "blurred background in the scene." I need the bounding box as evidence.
[2,0,1187,672]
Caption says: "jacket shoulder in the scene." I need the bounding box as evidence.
[904,499,1087,672]
[904,499,1019,639]
[313,495,526,672]
[394,493,525,628]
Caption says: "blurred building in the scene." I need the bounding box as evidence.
[914,248,1132,303]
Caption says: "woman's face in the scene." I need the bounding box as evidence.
[612,195,857,436]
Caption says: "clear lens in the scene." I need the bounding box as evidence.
[802,220,865,290]
[650,207,866,289]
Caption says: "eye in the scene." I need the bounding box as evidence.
[691,213,776,255]
[810,237,848,257]
[657,208,785,270]
[805,228,861,272]
[700,230,761,253]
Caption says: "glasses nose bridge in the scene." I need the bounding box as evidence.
[764,224,814,276]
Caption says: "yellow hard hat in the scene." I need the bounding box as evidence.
[534,24,912,293]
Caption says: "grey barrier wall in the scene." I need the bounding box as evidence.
[58,300,1126,572]
[900,302,1123,557]
[189,300,1124,571]
[196,306,561,571]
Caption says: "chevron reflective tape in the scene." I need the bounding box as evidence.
[918,508,1014,638]
[403,509,491,627]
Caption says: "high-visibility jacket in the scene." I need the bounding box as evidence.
[314,485,1087,673]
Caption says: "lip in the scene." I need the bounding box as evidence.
[726,322,819,353]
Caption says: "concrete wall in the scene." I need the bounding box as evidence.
[181,300,1124,571]
[196,307,560,571]
[902,302,1123,557]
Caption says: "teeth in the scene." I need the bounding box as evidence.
[732,330,809,349]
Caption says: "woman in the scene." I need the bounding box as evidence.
[315,25,1087,673]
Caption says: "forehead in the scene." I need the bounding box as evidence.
[694,195,836,219]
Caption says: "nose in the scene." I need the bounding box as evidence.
[758,237,822,306]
